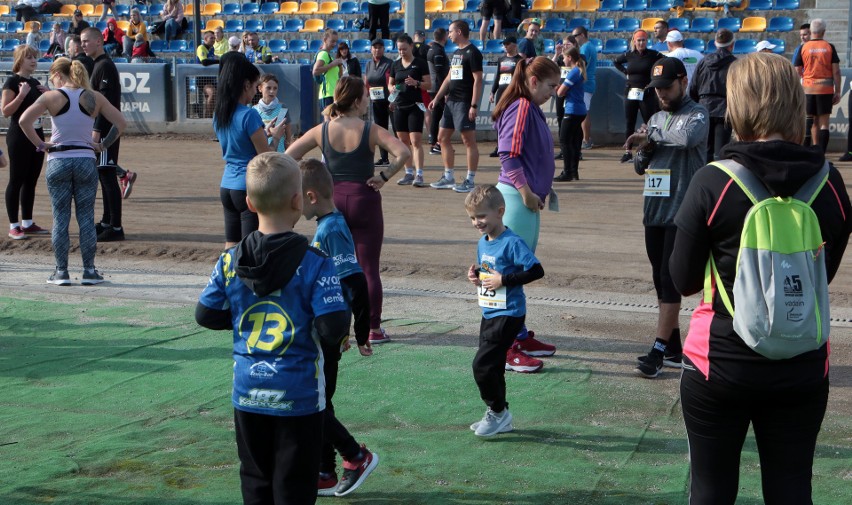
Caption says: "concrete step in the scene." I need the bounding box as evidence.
[815,0,848,9]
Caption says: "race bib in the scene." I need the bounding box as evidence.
[450,65,463,80]
[627,87,644,101]
[560,67,569,80]
[369,87,385,100]
[498,73,512,86]
[643,169,671,197]
[33,117,42,129]
[477,271,507,309]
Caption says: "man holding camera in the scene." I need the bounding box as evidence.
[624,57,708,379]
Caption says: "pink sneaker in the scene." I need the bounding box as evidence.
[21,223,49,234]
[505,344,544,373]
[368,329,390,344]
[317,472,338,497]
[514,331,556,357]
[120,171,137,199]
[8,226,26,240]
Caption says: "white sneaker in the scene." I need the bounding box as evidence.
[396,173,415,185]
[474,408,513,437]
[430,175,456,189]
[452,179,475,193]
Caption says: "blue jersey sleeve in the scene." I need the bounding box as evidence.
[198,253,231,311]
[313,229,362,279]
[310,257,349,317]
[244,108,265,138]
[511,237,540,272]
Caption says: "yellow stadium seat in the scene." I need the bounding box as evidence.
[0,5,10,16]
[553,0,576,11]
[299,18,324,32]
[201,3,222,16]
[740,16,766,32]
[298,1,319,14]
[116,20,129,31]
[641,17,663,32]
[55,5,78,17]
[76,4,95,16]
[93,4,104,16]
[425,0,442,13]
[317,1,339,14]
[576,0,598,11]
[278,2,299,14]
[443,0,464,12]
[530,0,554,11]
[204,19,225,31]
[22,20,39,33]
[184,3,193,16]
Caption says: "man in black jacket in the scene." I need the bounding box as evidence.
[688,28,736,162]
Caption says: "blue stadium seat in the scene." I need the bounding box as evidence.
[245,19,264,32]
[599,0,624,11]
[383,38,396,53]
[591,38,603,52]
[351,38,370,53]
[389,1,401,13]
[222,3,241,15]
[683,38,705,52]
[283,19,304,32]
[327,19,346,32]
[624,0,647,10]
[150,40,167,53]
[592,18,615,32]
[704,40,716,54]
[389,18,404,32]
[6,21,23,33]
[543,18,566,33]
[297,58,311,65]
[95,21,107,31]
[167,40,188,53]
[288,39,308,53]
[602,38,628,54]
[115,4,130,16]
[358,1,369,13]
[648,0,672,9]
[2,39,19,52]
[113,57,128,63]
[598,60,613,67]
[732,39,756,54]
[225,19,244,33]
[260,2,280,15]
[690,17,715,33]
[543,38,554,53]
[616,17,640,32]
[462,0,481,12]
[309,39,323,52]
[343,19,360,32]
[773,0,798,8]
[567,18,591,31]
[460,18,475,31]
[149,3,165,16]
[766,38,785,54]
[38,39,50,52]
[484,39,503,54]
[263,19,283,33]
[717,17,741,32]
[134,4,148,15]
[240,2,260,16]
[0,22,7,33]
[339,1,359,14]
[747,0,772,9]
[668,17,688,33]
[444,42,458,53]
[431,18,451,31]
[472,39,484,51]
[268,39,287,53]
[767,16,793,32]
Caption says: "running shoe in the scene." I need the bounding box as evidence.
[505,345,543,373]
[581,140,594,150]
[8,226,26,240]
[374,158,389,167]
[473,407,513,437]
[452,179,475,193]
[368,328,390,344]
[21,223,49,234]
[430,175,456,189]
[840,152,852,162]
[97,227,125,242]
[317,472,338,497]
[47,268,71,286]
[638,350,683,369]
[120,171,137,199]
[429,145,441,155]
[396,173,415,185]
[635,349,663,378]
[514,331,556,357]
[554,152,563,160]
[412,174,428,187]
[553,172,573,182]
[81,269,105,285]
[620,151,633,164]
[95,222,109,236]
[489,147,499,158]
[334,444,379,497]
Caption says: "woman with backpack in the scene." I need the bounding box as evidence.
[670,53,852,505]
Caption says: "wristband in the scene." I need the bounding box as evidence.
[379,171,388,182]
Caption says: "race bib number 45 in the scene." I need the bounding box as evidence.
[477,271,507,309]
[643,169,671,197]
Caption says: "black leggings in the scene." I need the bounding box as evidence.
[555,96,565,151]
[559,114,585,177]
[97,140,122,227]
[644,225,681,303]
[220,187,258,243]
[320,344,362,474]
[707,116,732,162]
[372,100,390,161]
[624,91,659,140]
[681,367,828,505]
[5,129,44,223]
[368,3,390,40]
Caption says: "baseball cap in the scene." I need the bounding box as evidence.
[73,9,82,15]
[502,36,517,45]
[715,28,734,48]
[371,38,384,47]
[228,36,241,48]
[647,57,687,89]
[414,30,426,38]
[755,40,777,52]
[665,30,684,43]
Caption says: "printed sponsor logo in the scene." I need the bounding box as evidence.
[249,360,279,379]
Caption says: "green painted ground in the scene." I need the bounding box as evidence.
[1,295,850,504]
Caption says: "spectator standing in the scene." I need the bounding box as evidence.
[614,29,663,164]
[313,29,344,112]
[68,35,94,75]
[337,42,361,78]
[25,21,41,52]
[554,47,587,182]
[122,8,147,58]
[791,23,810,64]
[388,34,431,187]
[99,0,119,23]
[552,35,577,161]
[794,19,841,154]
[479,0,508,42]
[571,26,597,150]
[651,20,668,52]
[489,36,522,158]
[161,0,185,43]
[367,0,391,41]
[517,20,540,58]
[428,19,484,194]
[688,28,736,162]
[426,27,449,155]
[364,39,394,166]
[623,57,708,378]
[665,30,703,84]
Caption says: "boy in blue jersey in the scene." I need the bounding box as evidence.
[465,185,545,437]
[195,152,350,505]
[299,158,378,497]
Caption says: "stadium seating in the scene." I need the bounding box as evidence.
[169,40,189,53]
[309,39,323,52]
[93,5,104,17]
[602,38,628,54]
[389,18,404,32]
[732,39,756,54]
[339,1,359,14]
[690,17,715,33]
[23,20,38,33]
[201,3,222,16]
[77,4,95,16]
[640,17,662,31]
[766,38,785,54]
[351,39,370,53]
[240,2,260,16]
[390,0,402,13]
[568,18,591,31]
[245,19,263,32]
[717,17,741,32]
[591,38,603,52]
[683,38,704,52]
[260,2,281,14]
[283,19,304,32]
[204,19,225,32]
[2,39,19,52]
[767,16,793,32]
[444,42,458,52]
[592,18,616,32]
[576,0,600,12]
[484,39,504,54]
[472,39,484,51]
[747,0,772,9]
[224,19,243,33]
[543,38,554,52]
[443,0,465,12]
[741,17,766,32]
[222,3,240,15]
[616,17,640,32]
[553,0,576,11]
[624,0,647,10]
[773,0,798,8]
[38,39,49,52]
[530,0,554,12]
[431,18,451,31]
[648,0,673,10]
[316,2,337,14]
[425,0,442,13]
[327,19,346,32]
[183,4,193,16]
[287,39,308,53]
[599,0,625,11]
[704,39,716,53]
[263,19,283,33]
[298,2,319,14]
[268,39,287,53]
[135,4,149,15]
[543,17,566,33]
[0,6,10,17]
[55,5,78,16]
[462,0,482,13]
[300,19,324,32]
[668,17,689,32]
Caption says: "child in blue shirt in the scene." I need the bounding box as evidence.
[465,185,545,437]
[196,152,350,505]
[300,158,378,497]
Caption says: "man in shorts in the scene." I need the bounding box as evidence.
[794,19,841,154]
[479,0,508,43]
[428,20,483,194]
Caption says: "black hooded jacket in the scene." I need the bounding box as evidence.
[687,48,736,118]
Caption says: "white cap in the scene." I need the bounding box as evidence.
[755,40,777,52]
[665,30,683,43]
[228,36,241,48]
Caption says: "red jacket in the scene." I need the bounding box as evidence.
[102,18,124,44]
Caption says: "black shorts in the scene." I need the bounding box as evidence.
[393,104,425,133]
[806,94,833,116]
[481,0,508,20]
[440,99,477,132]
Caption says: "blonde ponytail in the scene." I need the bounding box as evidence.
[69,60,92,91]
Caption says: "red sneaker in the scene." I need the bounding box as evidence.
[505,345,544,373]
[8,226,26,240]
[514,331,556,357]
[335,444,379,496]
[368,328,390,344]
[21,223,49,235]
[317,472,338,497]
[120,171,137,199]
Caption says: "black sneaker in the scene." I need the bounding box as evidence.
[429,145,441,155]
[553,171,576,182]
[554,152,563,160]
[489,148,499,158]
[638,351,682,368]
[81,269,105,285]
[334,444,379,497]
[97,227,125,242]
[374,158,389,167]
[839,152,852,162]
[635,350,663,378]
[95,222,109,235]
[47,268,71,286]
[620,151,633,163]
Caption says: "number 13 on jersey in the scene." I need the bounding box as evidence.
[643,169,671,198]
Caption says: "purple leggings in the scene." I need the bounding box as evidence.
[334,181,384,329]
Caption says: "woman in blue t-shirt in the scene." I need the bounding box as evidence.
[213,52,287,247]
[555,47,587,182]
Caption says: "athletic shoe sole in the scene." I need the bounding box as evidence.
[634,366,662,379]
[505,362,543,373]
[317,486,338,497]
[517,348,556,357]
[122,172,137,199]
[637,355,683,369]
[47,278,72,286]
[81,278,105,286]
[475,411,514,437]
[334,453,379,497]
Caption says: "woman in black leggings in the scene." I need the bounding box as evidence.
[614,30,663,164]
[2,45,47,240]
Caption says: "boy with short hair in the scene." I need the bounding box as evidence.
[465,185,545,437]
[195,152,350,505]
[300,158,378,497]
